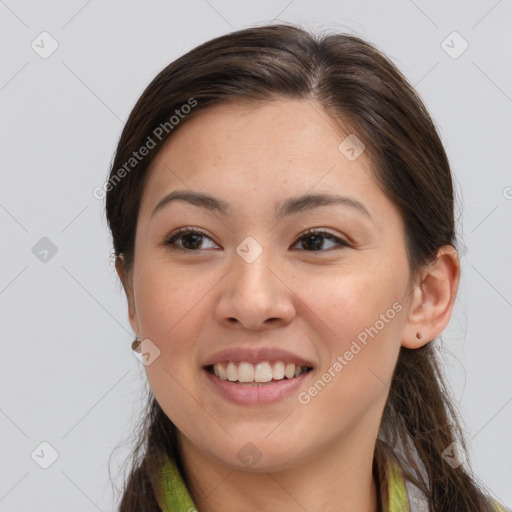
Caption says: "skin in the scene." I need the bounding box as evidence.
[116,98,460,512]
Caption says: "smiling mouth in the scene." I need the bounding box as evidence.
[205,361,314,385]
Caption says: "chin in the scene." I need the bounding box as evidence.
[205,437,310,473]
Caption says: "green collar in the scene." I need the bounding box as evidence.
[158,455,410,512]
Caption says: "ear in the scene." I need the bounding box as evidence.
[401,245,460,349]
[115,254,140,336]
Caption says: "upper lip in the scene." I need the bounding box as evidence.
[202,347,315,368]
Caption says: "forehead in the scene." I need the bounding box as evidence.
[138,98,397,227]
[153,98,352,168]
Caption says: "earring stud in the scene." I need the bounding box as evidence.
[132,338,141,351]
[416,331,422,340]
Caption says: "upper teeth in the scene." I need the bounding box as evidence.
[212,361,310,383]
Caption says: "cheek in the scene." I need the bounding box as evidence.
[144,359,197,435]
[135,263,210,434]
[133,258,215,341]
[306,264,404,341]
[132,262,211,406]
[296,281,404,441]
[304,267,406,393]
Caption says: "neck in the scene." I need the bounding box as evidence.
[178,426,380,512]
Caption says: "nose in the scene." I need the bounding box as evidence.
[215,247,296,331]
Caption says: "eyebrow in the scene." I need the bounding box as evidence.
[151,189,372,221]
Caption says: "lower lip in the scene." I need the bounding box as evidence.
[203,368,312,405]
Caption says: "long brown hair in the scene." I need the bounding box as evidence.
[106,24,497,511]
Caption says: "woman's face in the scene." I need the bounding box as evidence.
[125,99,415,471]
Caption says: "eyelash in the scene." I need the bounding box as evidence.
[164,227,350,253]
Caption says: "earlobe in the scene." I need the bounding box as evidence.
[115,254,126,283]
[401,245,460,349]
[115,254,139,331]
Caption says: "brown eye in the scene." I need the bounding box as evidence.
[165,229,218,251]
[292,229,349,252]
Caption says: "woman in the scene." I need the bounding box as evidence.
[105,24,508,511]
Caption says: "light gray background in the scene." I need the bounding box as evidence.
[1,1,511,510]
